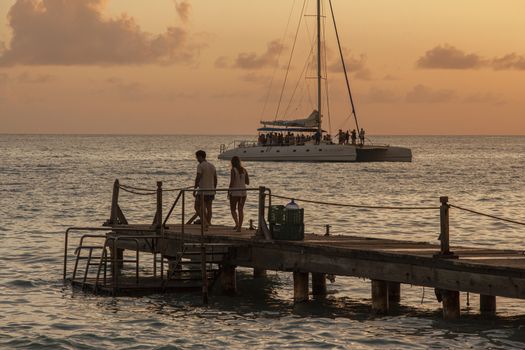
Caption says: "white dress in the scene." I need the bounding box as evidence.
[230,168,247,197]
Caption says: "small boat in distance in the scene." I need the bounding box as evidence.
[219,0,412,162]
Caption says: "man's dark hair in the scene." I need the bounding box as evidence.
[196,150,206,159]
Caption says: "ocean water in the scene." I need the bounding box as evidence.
[1,134,525,349]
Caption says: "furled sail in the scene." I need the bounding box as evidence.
[260,110,320,128]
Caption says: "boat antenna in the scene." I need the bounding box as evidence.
[328,0,360,133]
[317,0,322,134]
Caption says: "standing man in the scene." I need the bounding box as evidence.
[351,129,357,145]
[359,128,365,146]
[194,150,217,229]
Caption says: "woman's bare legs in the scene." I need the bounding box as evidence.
[229,196,239,230]
[236,196,247,232]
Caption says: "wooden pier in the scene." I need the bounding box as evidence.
[63,180,525,320]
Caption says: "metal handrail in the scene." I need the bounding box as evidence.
[64,227,157,281]
[163,190,183,227]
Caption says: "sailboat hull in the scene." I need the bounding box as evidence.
[356,145,412,162]
[218,144,357,162]
[218,144,412,162]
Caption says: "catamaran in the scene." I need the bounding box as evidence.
[219,0,412,162]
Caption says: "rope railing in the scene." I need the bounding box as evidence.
[270,194,439,210]
[449,204,525,227]
[119,184,192,196]
[119,185,156,196]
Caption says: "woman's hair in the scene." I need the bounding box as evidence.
[231,156,245,174]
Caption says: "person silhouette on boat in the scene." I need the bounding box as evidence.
[351,129,357,145]
[314,130,321,145]
[194,150,217,230]
[359,128,365,146]
[228,156,250,232]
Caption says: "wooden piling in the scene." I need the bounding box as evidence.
[155,181,163,230]
[110,179,120,225]
[293,271,309,303]
[442,290,460,320]
[480,295,496,316]
[371,280,389,314]
[312,273,327,297]
[438,196,454,257]
[220,264,237,295]
[105,179,127,225]
[253,268,267,278]
[388,282,401,304]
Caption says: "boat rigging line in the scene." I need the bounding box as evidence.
[259,0,298,122]
[322,1,333,135]
[275,0,308,121]
[328,0,360,133]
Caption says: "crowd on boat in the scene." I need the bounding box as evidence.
[257,128,366,147]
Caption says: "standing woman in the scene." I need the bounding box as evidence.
[228,156,249,232]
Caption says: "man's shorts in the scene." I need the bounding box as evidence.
[196,194,215,203]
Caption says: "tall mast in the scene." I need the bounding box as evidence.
[317,0,322,133]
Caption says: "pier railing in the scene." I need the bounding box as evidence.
[64,179,525,307]
[104,178,525,259]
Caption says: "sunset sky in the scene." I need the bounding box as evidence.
[0,0,524,135]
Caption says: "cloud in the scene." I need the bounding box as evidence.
[0,73,9,101]
[328,49,371,80]
[417,44,525,71]
[0,73,8,84]
[174,0,191,23]
[233,40,285,70]
[105,77,148,100]
[240,72,270,84]
[382,74,400,81]
[17,72,55,83]
[405,84,456,103]
[362,87,399,103]
[211,91,251,99]
[0,0,205,66]
[416,44,484,69]
[214,56,229,69]
[463,92,506,105]
[492,53,525,70]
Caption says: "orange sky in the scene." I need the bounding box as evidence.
[0,0,524,135]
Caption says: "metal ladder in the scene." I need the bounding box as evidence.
[71,234,140,294]
[71,234,110,290]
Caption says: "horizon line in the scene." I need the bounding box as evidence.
[1,133,525,137]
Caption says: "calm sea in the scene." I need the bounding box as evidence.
[1,135,525,349]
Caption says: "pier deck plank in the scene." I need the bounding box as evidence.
[107,224,525,299]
